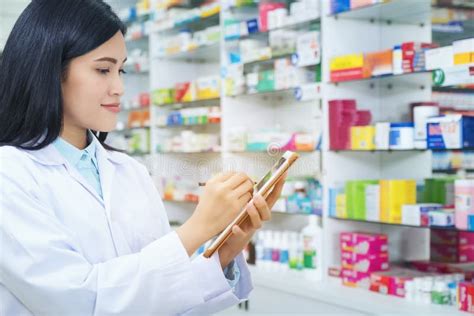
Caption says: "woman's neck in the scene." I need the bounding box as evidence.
[60,126,88,149]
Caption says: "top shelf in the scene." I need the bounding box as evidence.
[328,0,431,26]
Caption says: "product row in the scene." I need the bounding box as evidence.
[152,76,221,105]
[156,106,222,127]
[329,99,474,151]
[330,38,473,83]
[334,230,474,313]
[329,178,474,230]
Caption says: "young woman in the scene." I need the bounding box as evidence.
[0,1,286,314]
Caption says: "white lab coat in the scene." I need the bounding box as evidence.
[0,139,253,315]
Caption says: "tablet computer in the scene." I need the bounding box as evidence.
[203,151,299,258]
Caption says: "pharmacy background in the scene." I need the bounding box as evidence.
[1,0,473,315]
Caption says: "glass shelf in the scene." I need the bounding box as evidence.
[330,70,431,85]
[155,97,220,108]
[156,122,221,129]
[157,150,221,154]
[327,0,431,26]
[155,42,220,62]
[225,17,320,42]
[330,216,471,232]
[153,11,220,34]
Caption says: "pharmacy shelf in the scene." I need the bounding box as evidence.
[155,42,220,62]
[123,65,150,74]
[432,86,474,94]
[125,34,149,42]
[156,122,220,129]
[272,210,322,216]
[248,266,464,316]
[327,0,431,26]
[228,149,318,154]
[153,11,220,34]
[433,168,474,174]
[329,216,472,232]
[332,149,428,153]
[155,98,220,109]
[225,17,321,42]
[329,70,431,85]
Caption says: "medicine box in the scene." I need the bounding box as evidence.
[427,115,474,150]
[340,232,388,255]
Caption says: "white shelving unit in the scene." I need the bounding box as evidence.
[114,0,473,314]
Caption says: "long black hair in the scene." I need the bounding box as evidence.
[0,0,127,150]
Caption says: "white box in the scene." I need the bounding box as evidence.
[365,184,380,222]
[401,204,442,226]
[375,122,390,150]
[295,31,321,67]
[425,46,454,70]
[453,38,474,55]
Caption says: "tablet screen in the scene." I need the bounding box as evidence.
[255,156,287,192]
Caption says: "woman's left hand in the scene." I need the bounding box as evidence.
[217,174,287,269]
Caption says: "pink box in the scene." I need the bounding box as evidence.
[341,269,371,289]
[341,253,389,273]
[258,3,286,32]
[459,282,474,313]
[409,260,474,280]
[340,232,388,255]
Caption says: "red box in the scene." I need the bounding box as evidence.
[370,268,436,297]
[340,232,389,255]
[431,230,474,246]
[329,100,358,150]
[408,260,474,281]
[431,244,474,263]
[330,67,365,82]
[458,282,474,313]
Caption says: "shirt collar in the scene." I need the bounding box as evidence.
[53,131,97,167]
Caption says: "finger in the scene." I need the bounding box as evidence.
[253,194,272,221]
[232,225,246,237]
[266,174,287,206]
[211,171,236,183]
[236,192,253,209]
[224,172,251,190]
[253,194,271,221]
[232,178,255,199]
[247,202,263,229]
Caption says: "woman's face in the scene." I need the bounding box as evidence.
[61,31,127,134]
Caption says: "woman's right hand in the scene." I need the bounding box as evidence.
[176,172,254,256]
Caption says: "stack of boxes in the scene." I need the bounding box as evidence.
[340,232,389,289]
[430,230,474,264]
[328,100,372,150]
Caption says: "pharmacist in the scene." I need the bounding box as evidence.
[0,1,286,315]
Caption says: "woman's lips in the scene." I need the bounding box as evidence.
[101,103,121,113]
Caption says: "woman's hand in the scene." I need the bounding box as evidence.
[176,172,254,256]
[218,173,287,268]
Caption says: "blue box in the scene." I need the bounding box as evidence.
[469,214,474,231]
[427,115,474,149]
[246,18,259,34]
[331,0,350,14]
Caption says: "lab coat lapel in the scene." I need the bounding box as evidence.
[95,145,115,220]
[28,144,105,206]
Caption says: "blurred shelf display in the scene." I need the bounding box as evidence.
[152,3,220,33]
[327,0,431,25]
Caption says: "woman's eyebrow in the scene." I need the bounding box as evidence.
[94,57,127,64]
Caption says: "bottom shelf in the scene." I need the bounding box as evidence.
[248,266,466,315]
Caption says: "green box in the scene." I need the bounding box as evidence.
[257,70,275,92]
[346,180,378,220]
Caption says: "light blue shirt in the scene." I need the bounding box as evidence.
[53,132,103,199]
[53,132,240,287]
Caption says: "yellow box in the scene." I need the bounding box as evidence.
[380,180,416,224]
[454,52,473,65]
[196,76,220,100]
[351,126,376,150]
[330,54,364,71]
[336,194,347,218]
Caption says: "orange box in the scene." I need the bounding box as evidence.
[363,49,393,77]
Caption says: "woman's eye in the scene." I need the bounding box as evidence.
[97,69,110,75]
[119,69,127,75]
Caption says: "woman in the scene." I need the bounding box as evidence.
[0,1,286,315]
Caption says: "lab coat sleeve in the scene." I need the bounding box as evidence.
[0,167,251,315]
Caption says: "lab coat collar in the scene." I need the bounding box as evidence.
[22,132,128,167]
